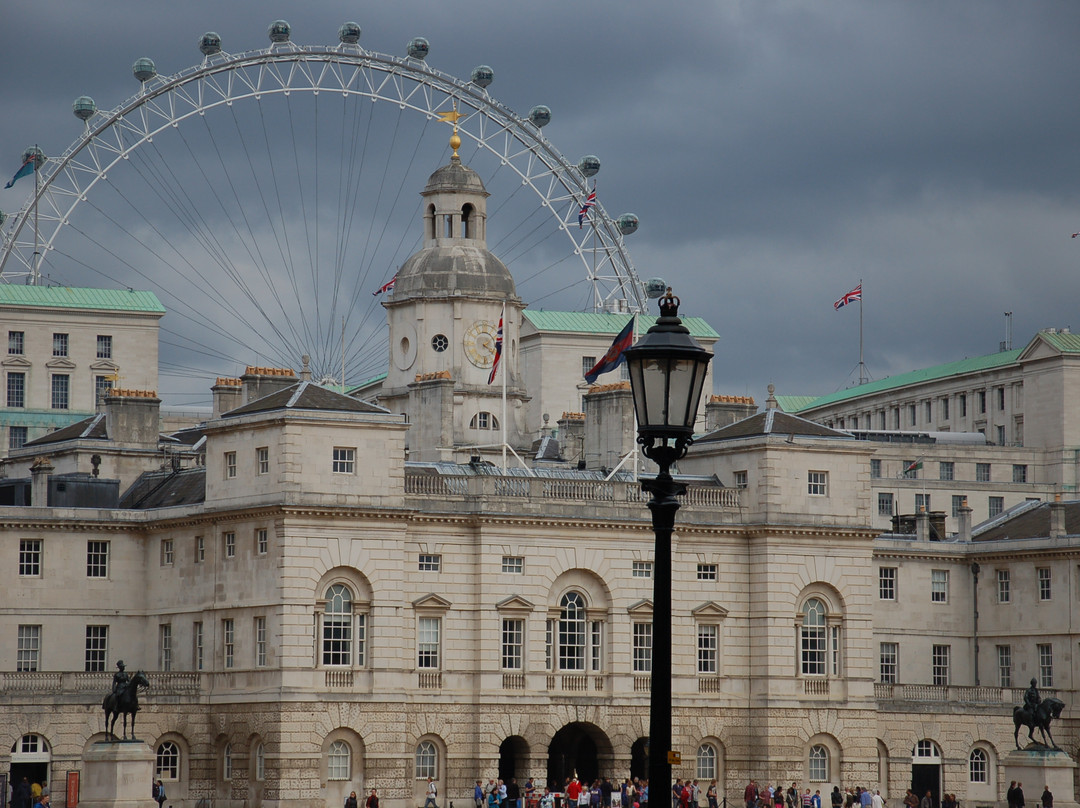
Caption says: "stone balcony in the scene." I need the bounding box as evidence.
[874,682,1058,705]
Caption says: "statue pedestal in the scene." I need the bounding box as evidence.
[81,741,154,808]
[1004,749,1078,808]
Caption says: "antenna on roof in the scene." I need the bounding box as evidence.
[1001,311,1012,352]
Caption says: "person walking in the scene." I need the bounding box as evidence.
[1041,786,1052,808]
[345,790,359,808]
[425,777,439,808]
[707,781,718,808]
[366,788,380,808]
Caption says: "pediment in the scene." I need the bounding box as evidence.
[496,595,535,612]
[626,599,653,616]
[412,593,452,611]
[692,601,729,619]
[1,355,31,368]
[90,360,119,372]
[46,357,76,370]
[1018,335,1062,363]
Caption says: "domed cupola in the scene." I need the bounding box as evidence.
[391,153,517,300]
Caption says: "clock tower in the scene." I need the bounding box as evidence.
[380,145,528,462]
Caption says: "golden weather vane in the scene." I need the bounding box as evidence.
[437,104,463,158]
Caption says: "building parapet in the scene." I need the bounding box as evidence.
[875,682,1057,705]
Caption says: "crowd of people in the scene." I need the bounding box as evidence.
[8,777,49,808]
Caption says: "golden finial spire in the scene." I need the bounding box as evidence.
[438,104,463,159]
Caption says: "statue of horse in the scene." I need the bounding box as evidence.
[103,670,150,739]
[1013,696,1065,750]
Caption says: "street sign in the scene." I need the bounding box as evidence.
[667,751,681,765]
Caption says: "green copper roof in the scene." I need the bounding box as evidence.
[774,395,820,413]
[1035,329,1080,353]
[790,349,1023,413]
[0,285,165,313]
[523,310,720,339]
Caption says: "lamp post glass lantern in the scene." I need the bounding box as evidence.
[624,288,713,800]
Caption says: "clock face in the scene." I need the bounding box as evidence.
[463,320,498,368]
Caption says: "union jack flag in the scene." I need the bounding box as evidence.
[372,275,397,296]
[577,187,597,229]
[834,283,862,310]
[487,315,504,385]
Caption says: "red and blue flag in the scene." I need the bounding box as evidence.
[585,317,634,384]
[487,315,504,385]
[577,187,597,229]
[372,275,397,296]
[834,283,862,310]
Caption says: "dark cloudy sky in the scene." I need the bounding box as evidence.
[3,1,1080,409]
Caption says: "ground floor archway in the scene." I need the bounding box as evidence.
[547,723,614,791]
[501,735,530,784]
[630,738,648,783]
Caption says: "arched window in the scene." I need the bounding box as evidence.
[696,744,717,780]
[461,204,473,239]
[323,584,353,666]
[156,741,180,780]
[327,740,351,781]
[223,743,233,781]
[470,412,499,430]
[416,741,437,779]
[969,749,988,783]
[558,592,587,671]
[426,204,437,240]
[801,599,827,675]
[808,745,828,782]
[255,743,266,781]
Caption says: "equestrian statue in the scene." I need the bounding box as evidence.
[1013,677,1065,750]
[102,660,151,740]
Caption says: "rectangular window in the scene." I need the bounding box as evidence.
[697,624,718,674]
[223,619,234,669]
[878,492,894,517]
[225,452,237,479]
[356,614,366,667]
[51,374,69,410]
[960,393,967,417]
[807,470,828,496]
[870,459,882,479]
[952,495,967,517]
[255,617,267,667]
[9,425,28,450]
[879,642,898,684]
[632,622,652,673]
[915,493,931,513]
[418,554,441,572]
[996,425,1006,445]
[939,462,954,481]
[893,407,901,429]
[903,459,919,479]
[996,387,1006,410]
[8,330,24,355]
[989,496,1004,518]
[582,356,596,378]
[224,531,236,559]
[932,644,950,685]
[1038,567,1052,601]
[941,397,950,420]
[631,560,653,578]
[1038,643,1053,687]
[545,619,553,672]
[256,528,268,555]
[194,621,203,671]
[591,621,603,672]
[908,404,917,426]
[87,540,109,578]
[160,538,174,566]
[95,375,113,402]
[879,567,897,600]
[697,563,718,581]
[256,447,269,475]
[831,624,841,676]
[501,618,524,670]
[196,536,205,563]
[17,625,41,672]
[1013,464,1028,483]
[924,400,932,422]
[96,335,113,359]
[332,447,356,474]
[85,625,108,672]
[501,556,524,574]
[159,624,172,672]
[976,463,991,482]
[931,569,949,603]
[997,569,1010,603]
[418,617,440,669]
[997,644,1012,688]
[52,333,68,357]
[734,470,748,489]
[7,372,25,408]
[978,390,986,413]
[19,539,42,577]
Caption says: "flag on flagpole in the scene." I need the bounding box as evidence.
[903,459,923,476]
[487,315,504,385]
[4,158,36,189]
[372,275,397,296]
[584,317,635,384]
[1072,232,1079,238]
[577,187,597,229]
[834,283,862,310]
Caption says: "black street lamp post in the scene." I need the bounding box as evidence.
[624,289,713,804]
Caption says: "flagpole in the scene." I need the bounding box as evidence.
[341,316,346,395]
[631,313,639,476]
[858,277,866,385]
[500,302,507,472]
[32,145,40,286]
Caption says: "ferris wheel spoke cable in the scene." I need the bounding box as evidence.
[284,98,321,340]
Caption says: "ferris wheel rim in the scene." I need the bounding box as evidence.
[0,40,647,313]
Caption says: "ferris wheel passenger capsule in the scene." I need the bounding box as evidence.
[578,155,600,178]
[471,65,494,88]
[132,58,156,83]
[617,214,639,236]
[407,37,429,60]
[646,278,667,299]
[528,105,551,128]
[73,96,97,121]
[268,20,291,43]
[339,22,361,44]
[199,32,222,56]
